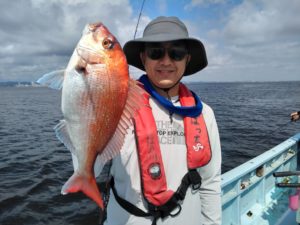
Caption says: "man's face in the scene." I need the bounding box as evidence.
[140,41,190,95]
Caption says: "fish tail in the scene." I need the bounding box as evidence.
[61,172,104,209]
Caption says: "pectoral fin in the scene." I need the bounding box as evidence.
[36,69,65,90]
[97,79,149,164]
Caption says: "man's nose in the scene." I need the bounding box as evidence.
[159,50,172,65]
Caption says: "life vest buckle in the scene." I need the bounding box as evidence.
[169,204,182,217]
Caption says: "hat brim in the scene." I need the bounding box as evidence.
[123,37,208,76]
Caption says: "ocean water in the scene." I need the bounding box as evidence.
[0,81,299,225]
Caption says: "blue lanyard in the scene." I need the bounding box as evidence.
[139,75,202,117]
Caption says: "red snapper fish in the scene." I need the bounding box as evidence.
[37,22,145,209]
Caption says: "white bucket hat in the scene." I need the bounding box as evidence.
[123,16,208,76]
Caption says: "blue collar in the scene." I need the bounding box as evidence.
[139,75,202,117]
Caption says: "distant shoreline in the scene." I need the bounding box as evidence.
[0,81,42,87]
[1,80,300,87]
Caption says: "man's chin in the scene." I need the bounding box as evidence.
[156,80,175,89]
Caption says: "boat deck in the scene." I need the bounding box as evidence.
[221,133,300,225]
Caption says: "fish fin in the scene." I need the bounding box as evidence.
[54,120,76,154]
[98,79,149,164]
[123,78,149,119]
[61,172,104,209]
[94,155,107,177]
[36,69,65,90]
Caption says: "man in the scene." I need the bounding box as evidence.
[101,16,222,225]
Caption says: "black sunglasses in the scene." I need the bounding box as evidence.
[145,46,188,61]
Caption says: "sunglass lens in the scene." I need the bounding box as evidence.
[146,48,165,60]
[146,46,188,61]
[169,48,188,61]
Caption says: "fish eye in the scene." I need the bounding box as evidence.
[102,37,114,49]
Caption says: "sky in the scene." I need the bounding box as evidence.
[1,0,300,82]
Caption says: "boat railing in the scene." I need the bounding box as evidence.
[221,133,300,225]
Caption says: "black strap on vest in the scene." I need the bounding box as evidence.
[110,169,201,225]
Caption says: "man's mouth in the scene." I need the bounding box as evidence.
[156,69,175,73]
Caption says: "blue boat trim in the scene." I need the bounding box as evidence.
[221,133,300,225]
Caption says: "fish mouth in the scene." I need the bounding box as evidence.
[76,45,105,64]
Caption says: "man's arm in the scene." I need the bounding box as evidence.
[199,105,222,225]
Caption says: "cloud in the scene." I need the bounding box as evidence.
[224,0,300,76]
[187,0,300,82]
[184,0,225,10]
[223,0,300,45]
[0,0,136,81]
[1,0,299,82]
[155,0,168,15]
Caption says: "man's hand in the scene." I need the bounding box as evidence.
[290,111,300,122]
